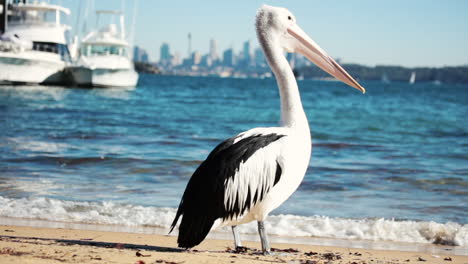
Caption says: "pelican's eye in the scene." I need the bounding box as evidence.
[287,16,292,20]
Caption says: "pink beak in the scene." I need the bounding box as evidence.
[287,25,366,93]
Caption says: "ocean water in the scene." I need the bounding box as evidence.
[0,75,467,250]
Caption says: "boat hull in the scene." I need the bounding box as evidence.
[70,66,138,87]
[0,53,67,84]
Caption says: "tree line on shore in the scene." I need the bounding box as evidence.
[297,64,468,84]
[135,60,468,84]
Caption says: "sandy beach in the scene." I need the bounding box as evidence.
[0,225,466,264]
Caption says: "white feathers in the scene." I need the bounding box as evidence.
[222,128,287,221]
[223,137,283,213]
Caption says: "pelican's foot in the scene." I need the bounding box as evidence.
[234,246,250,253]
[227,246,257,254]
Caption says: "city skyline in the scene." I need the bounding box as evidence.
[64,0,468,68]
[139,38,280,78]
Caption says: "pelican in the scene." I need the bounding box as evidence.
[170,5,365,254]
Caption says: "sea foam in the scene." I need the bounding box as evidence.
[0,196,466,247]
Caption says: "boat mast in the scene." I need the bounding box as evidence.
[0,0,6,34]
[129,0,138,59]
[119,11,124,40]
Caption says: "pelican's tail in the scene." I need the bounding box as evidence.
[175,212,216,248]
[170,196,218,248]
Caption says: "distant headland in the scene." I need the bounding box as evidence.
[297,64,468,84]
[133,44,468,84]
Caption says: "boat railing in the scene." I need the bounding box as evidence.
[7,2,70,28]
[8,14,66,28]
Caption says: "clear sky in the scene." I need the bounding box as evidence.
[65,0,468,67]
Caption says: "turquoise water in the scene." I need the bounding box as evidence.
[0,75,467,245]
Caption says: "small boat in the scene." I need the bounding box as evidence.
[0,0,72,84]
[69,10,138,88]
[381,72,390,84]
[409,71,416,84]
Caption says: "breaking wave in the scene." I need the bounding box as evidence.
[0,196,466,247]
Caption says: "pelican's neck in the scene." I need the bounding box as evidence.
[263,41,308,129]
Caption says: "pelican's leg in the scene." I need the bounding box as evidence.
[257,221,270,254]
[231,225,242,249]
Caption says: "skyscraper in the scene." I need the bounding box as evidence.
[209,39,218,61]
[192,51,201,65]
[187,33,192,58]
[140,51,149,63]
[243,40,252,66]
[133,46,140,62]
[223,48,234,67]
[133,45,150,63]
[172,52,181,66]
[160,42,171,63]
[254,47,266,67]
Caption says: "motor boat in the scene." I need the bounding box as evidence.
[69,10,138,87]
[0,0,72,84]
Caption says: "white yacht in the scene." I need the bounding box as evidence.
[0,0,72,84]
[70,10,138,88]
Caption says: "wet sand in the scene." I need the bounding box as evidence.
[1,225,466,264]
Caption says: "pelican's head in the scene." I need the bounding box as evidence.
[256,5,365,93]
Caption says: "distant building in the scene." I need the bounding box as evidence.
[209,39,218,62]
[187,33,192,58]
[160,42,171,63]
[254,47,265,67]
[191,51,202,65]
[133,46,140,61]
[141,52,149,63]
[172,52,181,66]
[133,45,149,63]
[223,48,234,67]
[201,54,212,67]
[243,40,252,66]
[182,58,192,67]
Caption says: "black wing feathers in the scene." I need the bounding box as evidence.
[170,133,284,248]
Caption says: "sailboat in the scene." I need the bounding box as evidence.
[0,0,72,84]
[409,71,416,84]
[381,72,390,84]
[69,10,138,87]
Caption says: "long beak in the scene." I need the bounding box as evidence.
[287,25,366,93]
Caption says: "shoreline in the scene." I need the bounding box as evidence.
[1,224,467,264]
[1,216,466,256]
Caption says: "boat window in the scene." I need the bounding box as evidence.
[32,41,71,61]
[58,43,72,62]
[8,9,57,25]
[81,44,126,56]
[33,41,58,53]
